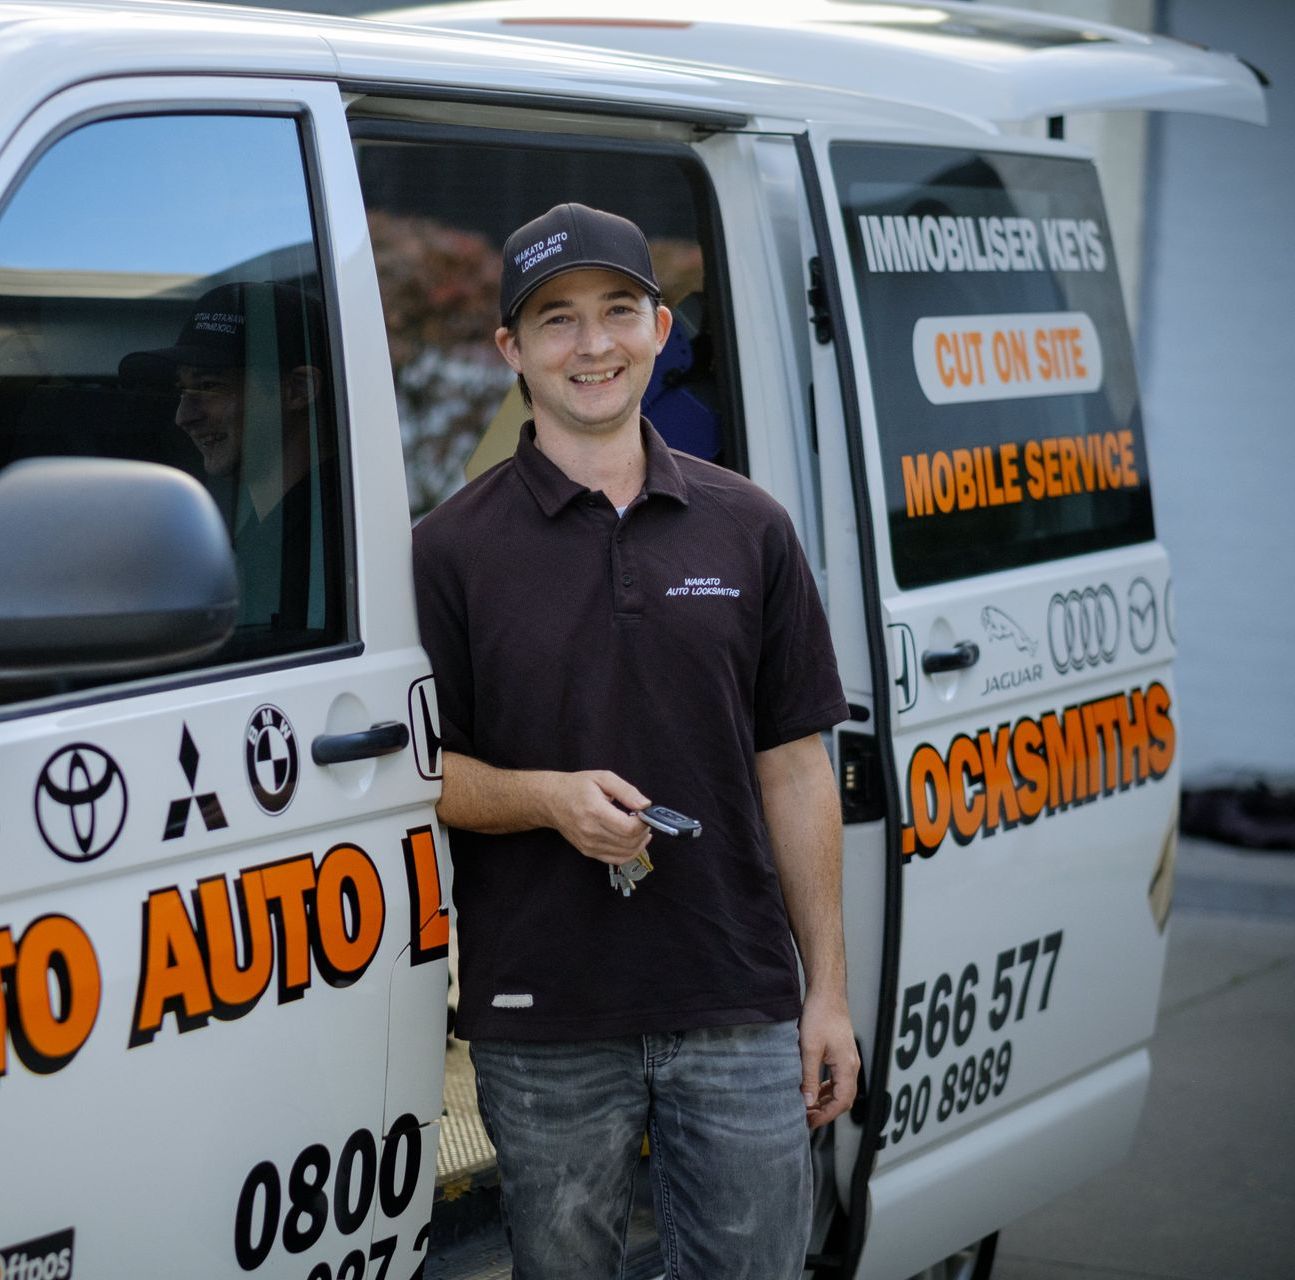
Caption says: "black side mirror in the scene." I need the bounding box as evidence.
[0,457,238,680]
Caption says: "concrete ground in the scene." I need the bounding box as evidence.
[994,837,1295,1280]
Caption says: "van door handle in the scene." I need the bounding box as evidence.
[921,641,980,675]
[312,721,410,765]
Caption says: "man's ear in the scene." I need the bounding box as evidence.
[285,365,323,410]
[655,304,673,355]
[495,324,522,374]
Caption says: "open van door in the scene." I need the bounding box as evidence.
[796,127,1181,1279]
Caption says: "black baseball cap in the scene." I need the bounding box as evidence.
[500,203,661,325]
[119,281,324,385]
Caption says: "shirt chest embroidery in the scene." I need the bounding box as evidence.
[664,576,743,599]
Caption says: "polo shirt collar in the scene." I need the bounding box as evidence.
[514,417,689,517]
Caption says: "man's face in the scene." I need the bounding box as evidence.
[496,268,671,439]
[174,365,245,478]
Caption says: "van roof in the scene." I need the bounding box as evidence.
[381,0,1268,127]
[0,0,986,145]
[0,0,1265,154]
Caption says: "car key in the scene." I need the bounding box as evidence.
[637,805,702,839]
[609,804,698,896]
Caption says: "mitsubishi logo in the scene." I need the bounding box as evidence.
[163,724,228,841]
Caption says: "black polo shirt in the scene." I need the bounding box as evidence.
[413,420,848,1041]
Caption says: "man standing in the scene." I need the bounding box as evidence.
[413,204,857,1279]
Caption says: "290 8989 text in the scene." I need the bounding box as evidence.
[877,931,1064,1149]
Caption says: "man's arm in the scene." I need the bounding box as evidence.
[437,750,653,865]
[757,732,860,1130]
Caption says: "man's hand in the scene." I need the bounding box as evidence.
[438,753,652,864]
[544,770,654,865]
[799,988,860,1130]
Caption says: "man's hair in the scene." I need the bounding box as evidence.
[506,295,661,413]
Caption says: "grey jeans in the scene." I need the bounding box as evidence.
[469,1021,812,1280]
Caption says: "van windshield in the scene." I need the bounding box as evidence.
[832,143,1154,589]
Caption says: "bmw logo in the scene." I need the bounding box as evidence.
[244,705,299,815]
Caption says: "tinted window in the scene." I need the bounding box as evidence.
[354,132,732,518]
[832,143,1153,588]
[0,113,346,693]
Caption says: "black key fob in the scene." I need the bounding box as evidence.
[638,804,702,838]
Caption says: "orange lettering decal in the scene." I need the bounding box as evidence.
[899,432,1145,517]
[402,826,450,963]
[899,683,1176,859]
[0,927,13,1076]
[198,872,274,1017]
[314,843,386,986]
[1146,682,1176,777]
[979,726,1022,834]
[1012,718,1048,822]
[902,453,934,518]
[131,888,213,1047]
[948,734,985,843]
[1,915,100,1075]
[260,855,317,1001]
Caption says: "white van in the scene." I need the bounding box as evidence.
[0,2,1264,1277]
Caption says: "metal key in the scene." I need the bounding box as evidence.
[609,850,654,896]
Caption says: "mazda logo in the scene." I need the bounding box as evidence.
[1048,585,1119,674]
[35,743,128,862]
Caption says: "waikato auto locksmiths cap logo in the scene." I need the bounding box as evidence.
[244,704,298,815]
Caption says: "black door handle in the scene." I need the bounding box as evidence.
[312,720,410,765]
[921,641,980,675]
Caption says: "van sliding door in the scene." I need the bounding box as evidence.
[800,129,1179,1280]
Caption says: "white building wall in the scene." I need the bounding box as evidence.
[1139,0,1293,779]
[1019,0,1290,779]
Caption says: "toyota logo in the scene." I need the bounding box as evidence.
[1048,585,1119,674]
[35,743,128,862]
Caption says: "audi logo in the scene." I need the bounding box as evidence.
[1048,585,1119,673]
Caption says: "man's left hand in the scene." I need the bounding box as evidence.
[799,989,860,1130]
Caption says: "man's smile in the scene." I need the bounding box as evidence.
[570,369,623,385]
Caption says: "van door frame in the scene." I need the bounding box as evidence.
[792,130,905,1277]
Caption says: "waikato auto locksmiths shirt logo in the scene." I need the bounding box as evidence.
[664,576,742,599]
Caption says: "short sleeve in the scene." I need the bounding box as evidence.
[752,505,849,751]
[411,512,476,757]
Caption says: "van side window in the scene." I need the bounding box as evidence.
[0,113,346,694]
[352,131,732,519]
[832,143,1154,588]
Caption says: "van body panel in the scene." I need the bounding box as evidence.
[864,1048,1150,1280]
[0,67,447,1273]
[798,121,1177,1269]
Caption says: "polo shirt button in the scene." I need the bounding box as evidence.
[622,574,633,587]
[585,496,598,508]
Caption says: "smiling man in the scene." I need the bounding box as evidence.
[412,204,857,1280]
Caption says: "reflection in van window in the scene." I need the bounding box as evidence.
[833,144,1154,588]
[355,136,728,518]
[0,114,346,697]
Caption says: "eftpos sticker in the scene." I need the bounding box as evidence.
[1,1226,76,1279]
[244,705,299,815]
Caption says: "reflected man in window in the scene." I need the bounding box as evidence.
[121,282,328,631]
